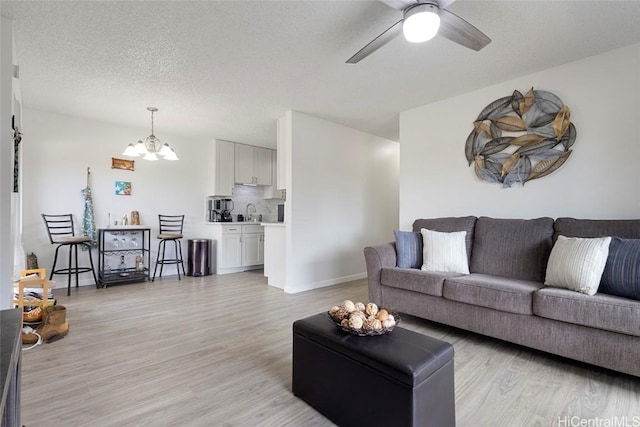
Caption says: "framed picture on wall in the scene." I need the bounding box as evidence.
[112,158,134,171]
[115,181,132,195]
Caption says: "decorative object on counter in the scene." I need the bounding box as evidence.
[122,107,178,161]
[111,157,134,171]
[465,87,575,188]
[115,181,132,195]
[237,214,244,222]
[328,300,398,336]
[131,211,140,225]
[81,167,98,248]
[122,214,128,226]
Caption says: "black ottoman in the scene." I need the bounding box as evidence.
[292,313,455,427]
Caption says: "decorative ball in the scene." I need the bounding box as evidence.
[382,319,395,328]
[376,309,389,322]
[387,314,395,323]
[341,319,350,327]
[349,315,364,329]
[341,300,356,313]
[355,302,366,312]
[351,311,366,321]
[329,306,340,315]
[365,303,379,316]
[372,319,382,330]
[333,307,350,321]
[362,318,377,330]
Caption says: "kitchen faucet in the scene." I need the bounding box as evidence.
[246,203,257,221]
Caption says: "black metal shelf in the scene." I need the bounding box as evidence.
[97,227,151,288]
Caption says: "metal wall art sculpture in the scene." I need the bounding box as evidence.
[465,88,575,188]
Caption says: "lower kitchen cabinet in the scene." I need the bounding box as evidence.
[242,231,264,266]
[208,223,264,274]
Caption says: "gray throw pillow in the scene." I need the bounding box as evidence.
[600,237,640,301]
[394,230,422,269]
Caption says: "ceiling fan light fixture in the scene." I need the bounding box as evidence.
[403,3,441,43]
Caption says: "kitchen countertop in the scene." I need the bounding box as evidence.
[262,222,286,227]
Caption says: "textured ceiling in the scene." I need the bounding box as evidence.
[2,1,640,148]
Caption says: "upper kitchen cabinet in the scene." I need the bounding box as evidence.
[264,149,285,199]
[208,139,235,197]
[235,144,272,185]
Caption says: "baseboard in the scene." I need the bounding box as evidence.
[285,272,367,294]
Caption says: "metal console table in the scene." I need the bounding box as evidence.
[98,226,151,288]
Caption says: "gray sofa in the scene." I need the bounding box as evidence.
[364,217,640,377]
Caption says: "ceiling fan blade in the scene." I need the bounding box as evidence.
[380,0,418,11]
[381,0,457,12]
[346,19,403,64]
[435,0,457,9]
[438,8,491,51]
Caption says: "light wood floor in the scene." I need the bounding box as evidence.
[21,272,639,426]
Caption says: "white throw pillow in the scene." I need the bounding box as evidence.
[544,235,612,295]
[421,229,469,274]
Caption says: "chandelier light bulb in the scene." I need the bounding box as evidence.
[122,142,139,157]
[134,139,148,154]
[403,3,441,43]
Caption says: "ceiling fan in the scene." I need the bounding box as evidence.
[346,0,491,64]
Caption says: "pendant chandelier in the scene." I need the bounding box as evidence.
[122,107,178,161]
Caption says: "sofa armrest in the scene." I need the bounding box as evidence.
[364,243,397,304]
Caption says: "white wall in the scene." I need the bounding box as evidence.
[21,108,210,285]
[286,111,399,293]
[0,16,14,308]
[399,43,640,230]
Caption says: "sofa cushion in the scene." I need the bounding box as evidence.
[412,216,477,263]
[381,268,462,297]
[544,236,611,296]
[394,230,422,269]
[600,238,640,301]
[554,217,640,240]
[469,217,554,281]
[533,287,640,337]
[420,229,469,274]
[443,273,544,315]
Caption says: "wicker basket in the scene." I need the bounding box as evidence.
[327,311,400,336]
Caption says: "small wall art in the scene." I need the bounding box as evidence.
[465,87,576,188]
[115,181,132,196]
[112,157,134,171]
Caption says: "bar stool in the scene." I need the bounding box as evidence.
[41,213,98,296]
[152,215,186,281]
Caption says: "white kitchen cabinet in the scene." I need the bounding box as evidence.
[264,149,285,199]
[255,147,272,185]
[208,223,264,274]
[208,139,235,197]
[242,232,264,266]
[235,144,272,185]
[221,233,242,268]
